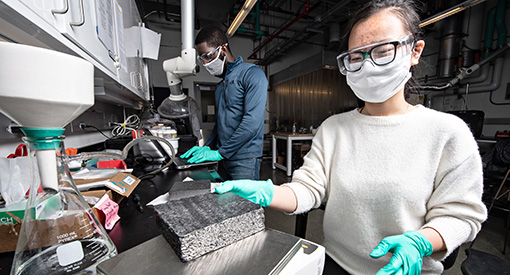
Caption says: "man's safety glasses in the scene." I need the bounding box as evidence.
[336,34,414,75]
[197,43,227,63]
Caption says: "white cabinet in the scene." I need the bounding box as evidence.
[17,0,68,30]
[114,0,148,99]
[0,0,149,105]
[18,0,117,74]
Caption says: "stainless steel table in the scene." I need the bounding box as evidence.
[97,229,304,275]
[272,133,315,177]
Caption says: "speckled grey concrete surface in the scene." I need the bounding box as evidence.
[154,192,265,262]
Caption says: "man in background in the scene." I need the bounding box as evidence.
[181,25,268,180]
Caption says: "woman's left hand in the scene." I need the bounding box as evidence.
[370,231,433,275]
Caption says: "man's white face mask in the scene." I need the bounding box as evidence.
[203,46,226,76]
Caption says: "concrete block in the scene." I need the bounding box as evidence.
[167,180,211,201]
[154,192,265,262]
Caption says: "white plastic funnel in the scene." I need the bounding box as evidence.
[0,42,94,192]
[0,42,94,128]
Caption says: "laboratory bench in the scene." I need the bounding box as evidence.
[0,164,324,274]
[0,165,220,273]
[108,166,222,253]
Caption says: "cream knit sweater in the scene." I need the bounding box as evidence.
[285,105,487,274]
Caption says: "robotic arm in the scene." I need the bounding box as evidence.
[162,0,197,99]
[162,48,198,99]
[157,0,202,143]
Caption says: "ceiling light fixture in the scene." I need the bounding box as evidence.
[226,0,258,38]
[419,0,486,28]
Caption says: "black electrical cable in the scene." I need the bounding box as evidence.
[138,173,157,180]
[459,94,469,110]
[79,124,134,151]
[126,152,171,180]
[81,124,110,139]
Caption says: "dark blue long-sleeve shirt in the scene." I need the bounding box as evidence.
[205,57,268,160]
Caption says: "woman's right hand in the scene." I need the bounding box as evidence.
[215,179,274,207]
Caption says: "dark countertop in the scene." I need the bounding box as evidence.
[0,165,220,274]
[110,166,221,253]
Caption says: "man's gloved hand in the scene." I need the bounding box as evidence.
[187,149,223,163]
[370,231,433,275]
[215,179,274,207]
[180,146,211,159]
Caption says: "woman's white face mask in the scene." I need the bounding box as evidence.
[346,51,412,103]
[203,48,226,76]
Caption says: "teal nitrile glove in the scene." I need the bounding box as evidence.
[187,149,223,163]
[181,146,211,159]
[370,231,433,275]
[215,179,274,207]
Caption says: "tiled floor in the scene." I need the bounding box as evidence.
[259,160,510,274]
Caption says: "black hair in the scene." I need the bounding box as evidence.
[342,0,424,96]
[194,25,233,55]
[342,0,423,50]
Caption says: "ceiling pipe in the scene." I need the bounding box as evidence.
[422,0,509,93]
[460,58,490,84]
[422,42,509,93]
[256,0,353,65]
[419,0,486,28]
[424,57,505,108]
[248,0,310,60]
[419,63,489,87]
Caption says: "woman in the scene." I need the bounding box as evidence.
[215,0,487,274]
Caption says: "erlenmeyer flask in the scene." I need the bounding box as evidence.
[10,129,117,275]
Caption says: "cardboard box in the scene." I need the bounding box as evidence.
[107,172,140,200]
[0,200,25,225]
[0,197,97,253]
[0,195,62,225]
[0,173,140,253]
[76,172,141,229]
[0,223,21,253]
[293,144,311,158]
[81,189,115,226]
[277,156,285,165]
[74,172,141,204]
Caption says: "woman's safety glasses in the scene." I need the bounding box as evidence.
[336,34,414,75]
[197,43,227,63]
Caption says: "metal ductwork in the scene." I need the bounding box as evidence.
[270,50,338,86]
[329,22,340,43]
[438,0,464,78]
[181,0,194,50]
